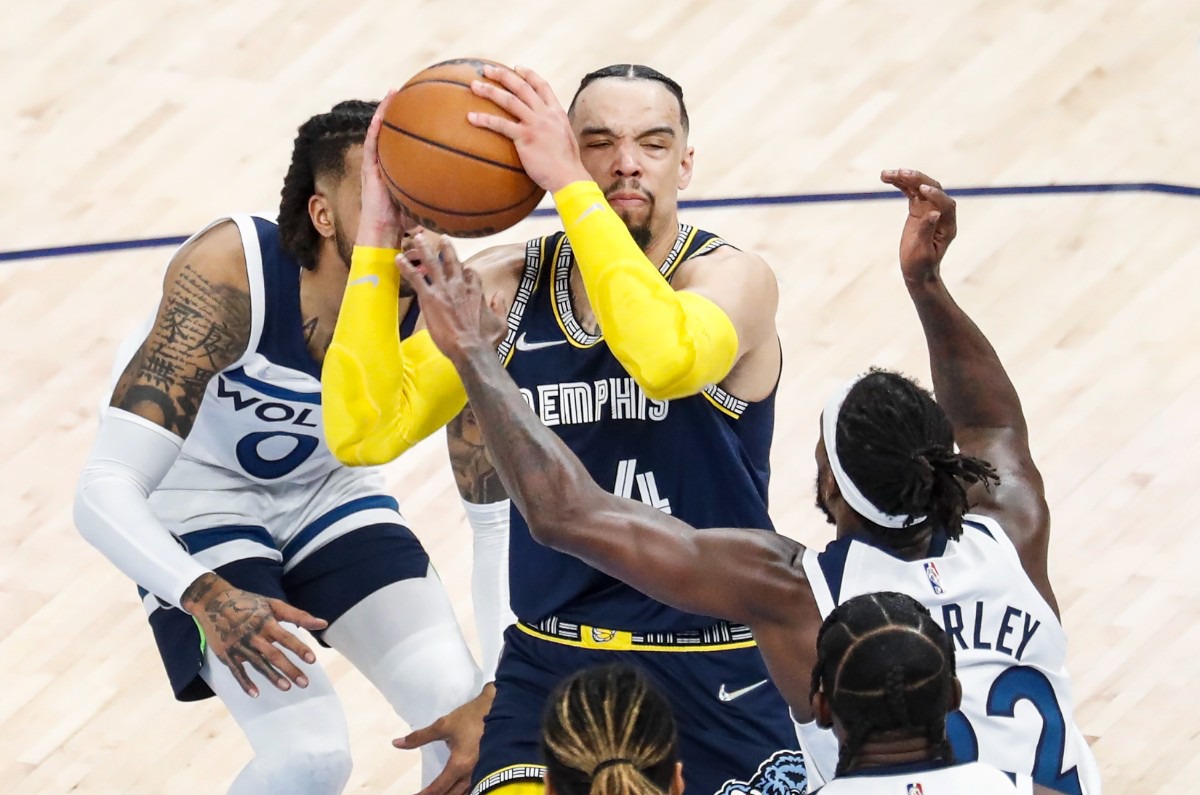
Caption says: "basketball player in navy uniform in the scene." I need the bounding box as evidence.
[323,64,797,795]
[72,100,485,795]
[393,168,1102,795]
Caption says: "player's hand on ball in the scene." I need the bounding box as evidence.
[881,169,957,284]
[180,572,328,698]
[468,64,591,193]
[397,233,502,360]
[357,89,412,248]
[394,684,495,795]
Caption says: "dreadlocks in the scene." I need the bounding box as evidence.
[836,369,999,540]
[811,591,958,776]
[542,664,679,795]
[278,100,376,270]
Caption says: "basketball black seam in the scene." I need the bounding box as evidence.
[381,166,542,217]
[380,119,526,174]
[402,78,475,90]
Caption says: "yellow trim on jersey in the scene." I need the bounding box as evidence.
[516,621,758,653]
[703,390,743,419]
[548,234,603,350]
[469,765,547,795]
[661,225,700,280]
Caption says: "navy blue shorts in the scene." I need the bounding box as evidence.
[471,622,804,795]
[144,522,430,702]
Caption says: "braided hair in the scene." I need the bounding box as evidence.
[568,64,690,134]
[810,592,958,776]
[836,369,999,540]
[277,100,377,270]
[542,664,679,795]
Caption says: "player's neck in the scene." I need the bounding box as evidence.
[303,249,349,326]
[299,248,352,363]
[838,522,934,561]
[844,733,943,772]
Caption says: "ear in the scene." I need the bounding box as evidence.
[813,689,834,730]
[670,761,685,795]
[543,770,557,795]
[308,193,335,241]
[949,676,963,712]
[677,145,695,191]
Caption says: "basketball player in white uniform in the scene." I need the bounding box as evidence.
[391,168,1101,794]
[73,100,483,795]
[809,591,1056,795]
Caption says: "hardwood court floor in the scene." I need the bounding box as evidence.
[1,1,1198,792]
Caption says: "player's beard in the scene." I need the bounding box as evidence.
[332,215,355,273]
[605,181,655,252]
[815,477,836,526]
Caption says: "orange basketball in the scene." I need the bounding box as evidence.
[377,58,545,237]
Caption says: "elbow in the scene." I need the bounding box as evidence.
[524,491,593,549]
[623,354,700,402]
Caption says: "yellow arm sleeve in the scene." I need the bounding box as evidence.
[553,181,739,401]
[322,246,467,466]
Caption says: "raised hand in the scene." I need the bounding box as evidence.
[397,234,505,361]
[180,572,328,698]
[358,90,415,249]
[881,169,957,284]
[467,64,591,193]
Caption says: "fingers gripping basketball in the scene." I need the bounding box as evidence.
[378,59,545,237]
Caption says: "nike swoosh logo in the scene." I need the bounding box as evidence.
[515,332,568,352]
[717,679,769,702]
[575,202,605,223]
[349,274,380,288]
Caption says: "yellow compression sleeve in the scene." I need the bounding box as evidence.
[554,181,739,401]
[322,246,466,466]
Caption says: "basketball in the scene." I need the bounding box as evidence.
[377,58,545,237]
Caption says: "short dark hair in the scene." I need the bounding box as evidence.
[278,100,376,270]
[836,370,1000,540]
[542,664,679,795]
[568,64,689,134]
[810,591,958,776]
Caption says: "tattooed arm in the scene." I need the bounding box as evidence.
[444,242,524,505]
[75,221,326,696]
[446,406,509,504]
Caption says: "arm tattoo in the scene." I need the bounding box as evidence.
[447,405,510,504]
[112,263,251,437]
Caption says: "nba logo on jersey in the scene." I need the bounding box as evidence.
[924,562,944,595]
[906,784,924,795]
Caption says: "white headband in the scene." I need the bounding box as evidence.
[823,377,927,529]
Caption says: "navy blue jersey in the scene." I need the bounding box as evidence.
[498,225,778,630]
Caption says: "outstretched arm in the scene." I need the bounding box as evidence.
[397,233,807,628]
[882,169,1054,611]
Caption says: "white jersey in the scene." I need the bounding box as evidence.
[816,761,1031,795]
[108,214,419,575]
[798,515,1101,795]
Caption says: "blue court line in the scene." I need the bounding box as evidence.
[3,181,1197,264]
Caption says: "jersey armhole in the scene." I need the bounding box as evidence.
[962,513,1023,569]
[226,214,268,368]
[802,548,836,617]
[495,238,544,366]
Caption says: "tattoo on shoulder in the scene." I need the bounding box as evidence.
[112,263,251,437]
[447,405,509,504]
